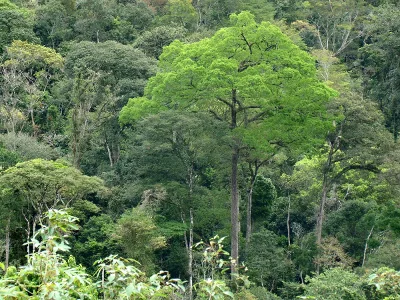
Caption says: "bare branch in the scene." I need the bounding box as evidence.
[248,111,268,123]
[209,110,223,121]
[216,97,233,108]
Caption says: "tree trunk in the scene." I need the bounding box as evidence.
[230,88,239,275]
[5,218,10,271]
[316,176,328,247]
[362,225,374,267]
[245,182,254,250]
[316,141,335,274]
[316,141,335,246]
[188,209,194,300]
[287,195,291,247]
[231,143,239,274]
[106,141,113,167]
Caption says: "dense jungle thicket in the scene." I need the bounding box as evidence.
[1,0,400,298]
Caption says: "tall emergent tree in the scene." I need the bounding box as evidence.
[120,11,334,272]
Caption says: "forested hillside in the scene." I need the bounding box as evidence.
[1,0,400,298]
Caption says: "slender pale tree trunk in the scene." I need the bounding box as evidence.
[5,218,10,271]
[106,142,113,167]
[188,209,194,300]
[362,225,374,267]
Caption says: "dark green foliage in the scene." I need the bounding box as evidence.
[34,0,74,48]
[0,0,39,52]
[252,176,277,221]
[0,145,19,169]
[359,4,400,140]
[71,214,122,273]
[247,229,294,291]
[324,200,377,259]
[133,25,187,58]
[249,287,282,300]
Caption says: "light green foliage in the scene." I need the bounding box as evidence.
[193,236,242,299]
[1,40,64,135]
[365,268,400,299]
[0,159,105,210]
[120,97,167,125]
[0,159,106,264]
[0,133,59,160]
[123,11,333,152]
[114,208,167,273]
[0,209,186,299]
[5,40,64,70]
[301,268,366,300]
[94,255,185,299]
[0,209,97,299]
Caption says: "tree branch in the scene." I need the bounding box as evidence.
[241,32,253,54]
[216,97,233,108]
[248,111,268,123]
[209,110,223,121]
[237,105,262,113]
[333,164,380,182]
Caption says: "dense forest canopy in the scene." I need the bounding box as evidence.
[0,0,400,299]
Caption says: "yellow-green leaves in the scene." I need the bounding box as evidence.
[5,40,64,70]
